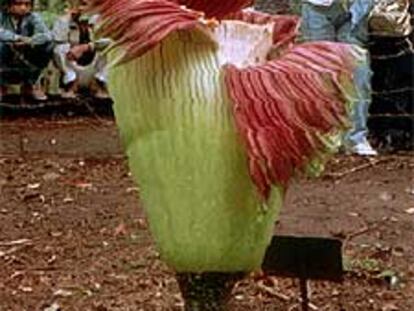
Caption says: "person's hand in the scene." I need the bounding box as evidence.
[67,44,91,61]
[13,36,32,47]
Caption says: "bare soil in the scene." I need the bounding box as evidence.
[0,117,413,311]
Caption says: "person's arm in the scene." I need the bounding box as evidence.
[0,27,20,42]
[0,13,20,42]
[52,15,70,44]
[90,38,112,51]
[87,14,112,51]
[30,13,53,45]
[67,43,91,60]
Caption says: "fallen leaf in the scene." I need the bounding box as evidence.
[83,289,93,296]
[22,191,41,202]
[53,289,73,297]
[75,182,93,190]
[47,255,57,264]
[63,197,74,203]
[405,187,414,195]
[114,223,128,236]
[136,218,148,230]
[405,208,414,215]
[382,303,399,311]
[19,286,33,293]
[43,302,61,311]
[42,172,60,182]
[126,187,139,193]
[0,239,32,246]
[27,183,41,190]
[379,192,394,201]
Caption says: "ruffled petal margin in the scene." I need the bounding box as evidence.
[224,41,359,199]
[88,1,299,63]
[88,0,206,63]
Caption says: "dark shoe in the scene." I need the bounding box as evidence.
[92,80,110,99]
[95,86,110,99]
[61,90,77,99]
[61,82,78,99]
[22,84,48,101]
[0,86,7,101]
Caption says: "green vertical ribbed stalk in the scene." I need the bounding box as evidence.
[109,28,282,273]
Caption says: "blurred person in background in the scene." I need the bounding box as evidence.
[52,0,111,99]
[301,0,378,156]
[0,0,53,101]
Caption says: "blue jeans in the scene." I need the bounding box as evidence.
[0,42,53,86]
[301,0,375,146]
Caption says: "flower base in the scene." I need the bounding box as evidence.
[176,272,244,311]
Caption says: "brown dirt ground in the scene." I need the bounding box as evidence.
[0,117,413,311]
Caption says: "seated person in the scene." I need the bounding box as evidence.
[52,0,111,99]
[0,0,53,101]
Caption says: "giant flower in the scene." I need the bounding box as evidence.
[89,0,363,308]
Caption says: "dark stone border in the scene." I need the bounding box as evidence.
[0,95,114,119]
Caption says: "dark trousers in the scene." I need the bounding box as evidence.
[0,42,53,86]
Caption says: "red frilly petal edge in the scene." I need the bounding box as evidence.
[88,0,205,63]
[88,1,299,63]
[87,0,296,63]
[88,0,253,21]
[224,41,359,200]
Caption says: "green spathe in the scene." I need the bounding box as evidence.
[108,30,283,272]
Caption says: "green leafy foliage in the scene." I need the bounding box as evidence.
[36,0,66,13]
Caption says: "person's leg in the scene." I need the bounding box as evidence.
[337,2,377,155]
[0,42,19,88]
[93,53,108,84]
[92,53,110,99]
[348,0,375,44]
[0,57,6,96]
[300,2,336,42]
[336,1,372,45]
[53,44,78,98]
[343,49,376,154]
[19,43,54,100]
[23,42,54,84]
[0,42,9,97]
